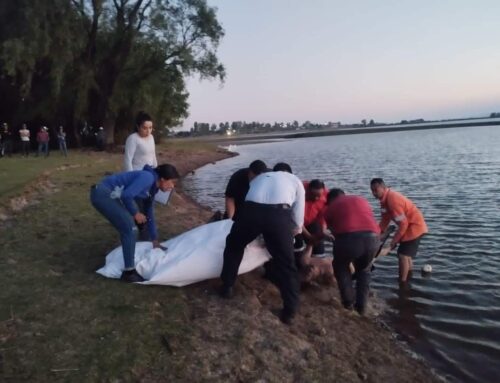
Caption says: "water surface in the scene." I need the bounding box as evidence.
[183,126,500,382]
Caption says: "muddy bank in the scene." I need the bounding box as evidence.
[154,147,443,382]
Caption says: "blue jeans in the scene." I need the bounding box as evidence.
[90,184,138,269]
[58,140,67,156]
[38,142,49,157]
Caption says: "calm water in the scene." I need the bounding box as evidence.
[183,126,500,382]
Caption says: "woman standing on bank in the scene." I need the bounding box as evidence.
[124,111,160,240]
[90,164,180,282]
[124,111,158,172]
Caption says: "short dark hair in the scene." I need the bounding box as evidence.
[135,111,152,130]
[370,178,385,186]
[155,164,180,180]
[273,162,292,173]
[327,188,345,203]
[249,160,268,176]
[308,179,325,190]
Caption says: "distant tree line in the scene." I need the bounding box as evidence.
[0,0,225,146]
[187,120,343,136]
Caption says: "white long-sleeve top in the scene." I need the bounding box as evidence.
[123,132,158,171]
[245,171,305,229]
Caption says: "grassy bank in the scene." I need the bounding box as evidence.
[0,144,441,382]
[0,145,227,381]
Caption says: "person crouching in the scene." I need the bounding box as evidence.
[90,164,179,282]
[323,189,380,315]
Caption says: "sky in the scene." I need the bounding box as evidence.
[180,0,500,129]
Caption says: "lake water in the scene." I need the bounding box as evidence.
[183,126,500,382]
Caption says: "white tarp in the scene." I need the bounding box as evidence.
[96,219,271,286]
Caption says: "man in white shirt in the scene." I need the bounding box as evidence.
[220,164,305,324]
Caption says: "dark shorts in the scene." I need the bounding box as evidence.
[397,235,424,258]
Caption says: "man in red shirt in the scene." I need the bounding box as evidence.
[323,188,380,314]
[294,179,329,262]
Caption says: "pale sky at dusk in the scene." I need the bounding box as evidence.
[180,0,500,129]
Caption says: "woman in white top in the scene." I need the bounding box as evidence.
[124,111,158,171]
[124,112,159,240]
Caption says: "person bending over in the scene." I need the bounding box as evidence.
[90,164,179,282]
[294,179,329,263]
[220,169,305,325]
[324,189,380,315]
[224,160,268,221]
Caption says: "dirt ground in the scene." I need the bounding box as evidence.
[0,143,443,382]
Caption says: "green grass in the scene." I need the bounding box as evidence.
[0,150,201,382]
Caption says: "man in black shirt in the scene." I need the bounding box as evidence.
[224,160,268,221]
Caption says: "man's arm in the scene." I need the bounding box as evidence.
[225,197,236,219]
[389,200,409,248]
[291,179,306,232]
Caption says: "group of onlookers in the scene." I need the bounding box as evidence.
[0,122,68,158]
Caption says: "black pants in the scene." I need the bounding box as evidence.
[21,141,30,156]
[221,201,299,315]
[333,232,379,313]
[2,140,13,156]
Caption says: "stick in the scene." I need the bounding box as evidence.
[374,225,396,259]
[352,225,396,279]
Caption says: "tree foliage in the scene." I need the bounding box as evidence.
[0,0,225,145]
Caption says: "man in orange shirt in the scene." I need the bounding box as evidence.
[370,178,428,282]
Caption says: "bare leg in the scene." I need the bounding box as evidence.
[398,254,412,282]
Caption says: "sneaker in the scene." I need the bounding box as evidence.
[120,269,145,283]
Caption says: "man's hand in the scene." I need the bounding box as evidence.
[134,212,147,224]
[152,240,167,251]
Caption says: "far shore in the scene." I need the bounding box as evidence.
[174,117,500,145]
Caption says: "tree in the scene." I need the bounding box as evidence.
[0,0,225,145]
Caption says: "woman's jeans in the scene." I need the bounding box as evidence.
[58,140,67,156]
[90,184,138,269]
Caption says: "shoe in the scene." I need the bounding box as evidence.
[120,269,145,283]
[279,309,295,325]
[218,284,233,299]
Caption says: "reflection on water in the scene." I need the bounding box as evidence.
[183,126,500,383]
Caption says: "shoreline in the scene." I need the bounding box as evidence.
[0,145,443,381]
[167,146,444,382]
